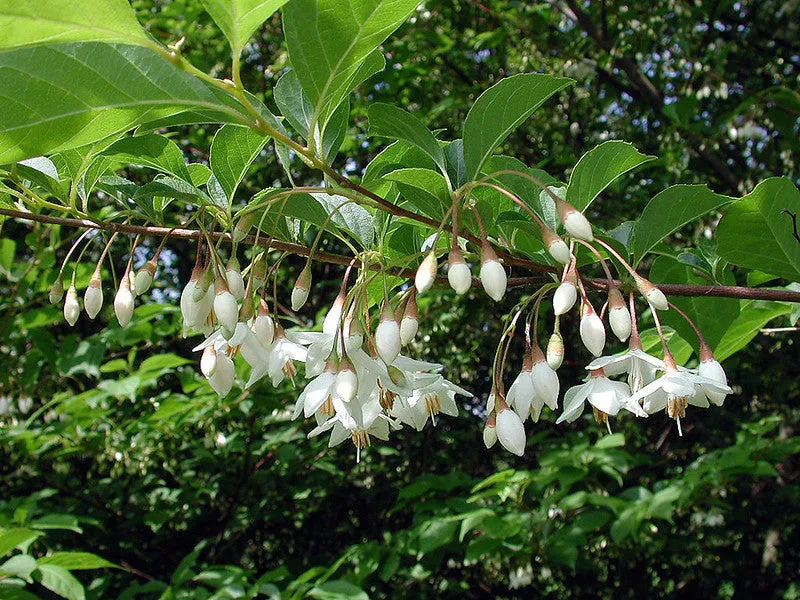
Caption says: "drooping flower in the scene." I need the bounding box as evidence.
[447,247,472,294]
[579,300,605,357]
[64,283,80,326]
[506,354,534,422]
[557,369,644,429]
[480,242,506,302]
[415,251,438,294]
[530,345,559,421]
[586,348,664,394]
[84,270,103,319]
[495,396,526,456]
[391,374,470,431]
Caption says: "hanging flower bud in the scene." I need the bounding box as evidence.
[506,353,534,422]
[336,357,358,402]
[496,399,526,456]
[192,267,213,302]
[114,271,135,327]
[556,198,594,241]
[213,277,238,336]
[541,227,571,265]
[546,329,564,370]
[180,266,203,334]
[531,345,560,419]
[291,263,311,311]
[49,278,64,305]
[447,247,471,295]
[226,257,245,301]
[607,286,632,342]
[63,283,80,326]
[483,412,498,449]
[699,345,729,406]
[200,346,217,378]
[553,266,578,316]
[579,300,605,357]
[254,300,275,347]
[134,259,157,296]
[208,351,235,396]
[480,242,506,302]
[323,291,345,336]
[233,213,253,242]
[375,301,401,364]
[400,291,419,345]
[415,251,438,294]
[84,269,103,320]
[250,253,267,290]
[634,274,668,311]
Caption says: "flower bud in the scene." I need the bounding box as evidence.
[699,350,729,406]
[114,273,135,327]
[546,330,564,370]
[415,251,438,294]
[226,257,245,301]
[250,253,267,290]
[180,267,202,333]
[375,302,401,364]
[556,199,593,241]
[208,351,235,396]
[233,214,253,242]
[254,300,275,347]
[483,413,497,449]
[579,301,605,357]
[607,286,631,342]
[134,259,157,296]
[84,271,103,319]
[552,277,577,316]
[49,278,64,305]
[542,227,571,265]
[64,284,80,326]
[192,267,213,302]
[480,243,506,302]
[447,247,471,295]
[291,263,311,311]
[531,345,560,416]
[213,278,239,336]
[336,359,358,403]
[635,275,668,311]
[496,405,526,456]
[200,346,217,378]
[400,292,418,345]
[323,292,345,336]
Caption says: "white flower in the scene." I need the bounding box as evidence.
[506,363,534,422]
[447,257,471,295]
[213,286,239,336]
[391,374,469,431]
[247,328,307,387]
[292,367,349,421]
[64,284,80,326]
[546,237,571,265]
[557,370,643,428]
[480,258,507,301]
[531,348,560,420]
[114,277,135,327]
[609,305,632,342]
[415,251,438,294]
[375,309,401,364]
[208,351,235,396]
[483,415,498,448]
[553,281,577,315]
[579,303,605,357]
[496,407,526,456]
[226,261,245,301]
[698,358,729,406]
[586,348,664,394]
[84,277,103,319]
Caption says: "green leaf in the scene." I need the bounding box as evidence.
[0,238,15,277]
[102,134,192,182]
[650,255,740,351]
[716,177,800,281]
[463,73,573,181]
[0,555,38,582]
[311,192,375,247]
[0,42,249,163]
[417,519,458,553]
[631,184,735,261]
[384,167,450,219]
[35,564,85,600]
[565,140,656,212]
[283,0,417,141]
[595,433,626,449]
[210,125,269,203]
[134,178,210,206]
[38,552,117,571]
[368,103,446,174]
[199,0,288,55]
[0,529,42,557]
[308,580,369,600]
[30,514,81,533]
[714,301,791,362]
[0,0,151,49]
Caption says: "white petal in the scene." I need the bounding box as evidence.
[496,409,526,456]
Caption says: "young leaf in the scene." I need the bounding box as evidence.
[463,73,573,181]
[0,0,151,49]
[716,177,800,281]
[0,42,250,163]
[38,552,118,571]
[102,134,192,182]
[565,140,656,212]
[631,184,735,263]
[283,0,418,143]
[199,0,288,55]
[368,103,446,174]
[210,125,269,203]
[35,563,86,600]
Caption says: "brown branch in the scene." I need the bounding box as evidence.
[4,207,799,303]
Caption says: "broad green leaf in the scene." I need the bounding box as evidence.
[102,134,191,182]
[368,103,446,174]
[39,552,117,571]
[308,580,369,600]
[716,177,800,281]
[0,528,42,557]
[0,238,15,277]
[565,140,656,212]
[0,42,250,164]
[199,0,288,54]
[210,125,269,203]
[134,178,210,205]
[631,184,735,262]
[384,167,450,219]
[35,564,85,600]
[283,0,417,142]
[0,0,151,49]
[650,255,740,352]
[714,302,791,362]
[0,555,37,581]
[463,73,573,181]
[311,192,375,247]
[30,515,81,533]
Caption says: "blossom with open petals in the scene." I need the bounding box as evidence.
[557,369,644,429]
